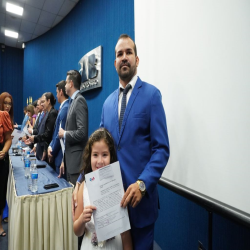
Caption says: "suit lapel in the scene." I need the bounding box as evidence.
[66,94,78,127]
[118,78,142,145]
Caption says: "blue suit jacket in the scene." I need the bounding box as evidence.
[50,100,69,172]
[100,77,170,228]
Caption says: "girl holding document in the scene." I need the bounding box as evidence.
[73,128,133,249]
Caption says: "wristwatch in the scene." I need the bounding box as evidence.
[136,180,146,196]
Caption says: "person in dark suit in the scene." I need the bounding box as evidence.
[101,34,170,249]
[27,92,58,161]
[48,80,69,177]
[58,70,88,186]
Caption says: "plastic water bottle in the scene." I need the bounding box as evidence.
[22,149,27,169]
[31,165,38,193]
[25,158,31,178]
[16,140,22,154]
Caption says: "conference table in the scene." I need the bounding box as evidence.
[6,154,78,250]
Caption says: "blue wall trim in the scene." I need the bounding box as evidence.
[156,185,250,249]
[0,46,24,124]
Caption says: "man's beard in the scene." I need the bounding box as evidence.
[118,62,136,82]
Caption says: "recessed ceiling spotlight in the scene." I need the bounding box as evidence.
[6,2,23,16]
[5,30,18,39]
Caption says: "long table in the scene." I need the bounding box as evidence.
[6,155,78,250]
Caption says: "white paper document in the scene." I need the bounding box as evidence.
[11,129,25,145]
[59,122,65,154]
[85,161,130,241]
[22,124,31,136]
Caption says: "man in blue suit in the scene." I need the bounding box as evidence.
[100,34,170,250]
[48,80,69,177]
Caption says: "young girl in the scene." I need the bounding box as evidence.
[73,128,133,250]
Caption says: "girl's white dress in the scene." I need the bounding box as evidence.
[80,182,123,250]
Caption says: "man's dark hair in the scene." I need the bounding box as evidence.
[115,34,137,57]
[56,80,69,98]
[67,70,81,90]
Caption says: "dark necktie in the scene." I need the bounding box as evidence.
[119,84,131,130]
[35,113,41,126]
[39,112,44,124]
[67,99,73,114]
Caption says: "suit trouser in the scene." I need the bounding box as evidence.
[131,223,155,250]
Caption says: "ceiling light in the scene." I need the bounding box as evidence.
[5,30,18,39]
[6,2,23,16]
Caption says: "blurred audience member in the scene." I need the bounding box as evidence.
[14,106,28,131]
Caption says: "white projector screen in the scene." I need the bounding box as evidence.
[135,0,250,214]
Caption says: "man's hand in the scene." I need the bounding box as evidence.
[25,135,34,145]
[0,151,6,160]
[47,147,53,163]
[120,182,142,208]
[28,128,33,134]
[58,128,65,139]
[22,135,27,142]
[72,182,80,218]
[31,146,36,153]
[29,135,35,143]
[58,162,65,178]
[41,151,47,161]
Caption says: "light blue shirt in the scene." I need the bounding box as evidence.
[17,114,29,131]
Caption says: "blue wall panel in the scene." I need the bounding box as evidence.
[0,46,24,124]
[24,0,134,135]
[155,185,208,249]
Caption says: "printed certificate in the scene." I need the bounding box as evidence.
[85,161,130,241]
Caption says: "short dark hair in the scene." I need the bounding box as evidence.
[80,128,117,179]
[67,70,81,90]
[43,92,56,107]
[115,34,137,57]
[56,80,69,98]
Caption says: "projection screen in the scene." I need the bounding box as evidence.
[135,0,250,214]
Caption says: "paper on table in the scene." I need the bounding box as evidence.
[11,129,25,145]
[85,161,130,241]
[59,122,65,155]
[23,124,31,136]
